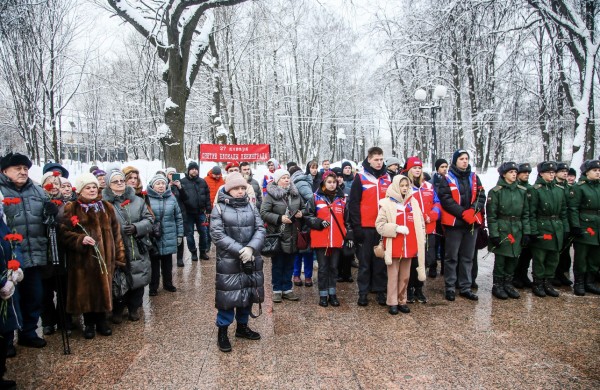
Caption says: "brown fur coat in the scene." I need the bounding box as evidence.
[59,196,125,314]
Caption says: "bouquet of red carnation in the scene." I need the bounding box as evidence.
[70,215,108,274]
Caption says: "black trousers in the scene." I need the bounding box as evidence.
[408,257,424,288]
[515,246,533,279]
[555,240,572,276]
[0,331,11,378]
[41,274,69,328]
[83,312,107,326]
[357,228,387,295]
[337,252,353,280]
[113,286,145,313]
[150,254,174,291]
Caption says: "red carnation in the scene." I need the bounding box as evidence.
[44,183,54,191]
[50,199,63,206]
[70,215,80,227]
[7,259,20,271]
[507,234,516,244]
[587,227,596,236]
[121,199,131,207]
[52,171,61,177]
[2,198,21,206]
[4,233,23,242]
[72,187,77,192]
[543,234,553,241]
[141,190,147,196]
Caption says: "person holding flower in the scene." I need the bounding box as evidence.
[568,159,600,296]
[103,170,154,322]
[59,173,125,339]
[486,162,531,300]
[146,175,184,296]
[375,175,426,315]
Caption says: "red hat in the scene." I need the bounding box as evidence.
[405,156,423,171]
[225,162,240,172]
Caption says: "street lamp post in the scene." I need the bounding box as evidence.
[337,128,346,161]
[415,85,447,170]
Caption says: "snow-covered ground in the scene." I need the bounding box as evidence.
[29,158,538,190]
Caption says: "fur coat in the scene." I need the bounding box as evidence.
[59,195,125,313]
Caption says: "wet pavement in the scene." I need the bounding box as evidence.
[8,247,600,389]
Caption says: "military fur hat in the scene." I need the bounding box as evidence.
[556,162,569,172]
[537,161,557,174]
[580,160,600,175]
[498,162,518,176]
[517,163,532,174]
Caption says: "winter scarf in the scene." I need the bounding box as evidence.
[361,157,387,178]
[380,175,426,281]
[77,195,106,213]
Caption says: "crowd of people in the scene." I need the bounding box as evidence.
[0,146,598,384]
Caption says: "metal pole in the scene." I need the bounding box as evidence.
[431,107,437,172]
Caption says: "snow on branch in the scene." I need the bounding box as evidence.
[186,9,214,88]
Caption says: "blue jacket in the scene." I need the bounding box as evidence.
[147,187,184,256]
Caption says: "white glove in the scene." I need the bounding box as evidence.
[239,246,253,263]
[11,268,24,284]
[417,266,427,282]
[385,257,392,266]
[396,225,409,235]
[321,220,330,228]
[177,237,183,246]
[0,281,15,300]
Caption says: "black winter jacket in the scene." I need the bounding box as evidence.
[180,175,211,215]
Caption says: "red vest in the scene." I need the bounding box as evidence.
[310,194,346,248]
[440,171,481,226]
[359,172,391,227]
[413,181,441,234]
[383,199,418,259]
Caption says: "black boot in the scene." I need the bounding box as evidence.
[96,318,113,336]
[503,276,520,299]
[200,251,210,260]
[357,294,368,306]
[414,287,427,303]
[584,273,600,295]
[111,303,125,324]
[531,278,546,297]
[191,250,198,261]
[376,292,387,306]
[218,326,231,352]
[407,287,415,303]
[328,295,340,307]
[83,326,95,339]
[319,296,328,307]
[512,275,525,289]
[388,305,399,315]
[573,272,585,296]
[492,276,508,300]
[543,279,560,297]
[235,323,261,340]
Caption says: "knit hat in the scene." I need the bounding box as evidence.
[148,174,168,188]
[289,165,302,176]
[341,161,353,170]
[59,177,71,186]
[537,161,557,174]
[225,162,239,172]
[122,166,139,177]
[287,162,298,170]
[42,162,69,178]
[89,165,99,173]
[434,158,448,171]
[224,172,247,192]
[211,166,222,175]
[451,149,469,166]
[166,167,176,175]
[332,167,343,177]
[75,173,99,193]
[320,170,337,184]
[517,163,532,174]
[405,156,423,171]
[107,170,125,185]
[385,157,401,168]
[93,169,106,177]
[187,161,200,173]
[556,162,569,172]
[41,171,60,186]
[0,153,32,171]
[568,168,577,177]
[273,169,290,185]
[580,160,600,175]
[498,162,518,176]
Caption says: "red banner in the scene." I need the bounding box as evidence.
[198,144,271,162]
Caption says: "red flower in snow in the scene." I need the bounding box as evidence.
[587,227,596,236]
[70,215,80,227]
[507,234,516,244]
[543,234,553,241]
[7,259,20,271]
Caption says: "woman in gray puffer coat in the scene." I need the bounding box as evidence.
[260,169,304,303]
[210,172,265,353]
[146,175,184,296]
[103,170,154,322]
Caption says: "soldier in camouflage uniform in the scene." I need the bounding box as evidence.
[513,163,534,288]
[486,162,531,300]
[528,161,569,298]
[567,160,600,296]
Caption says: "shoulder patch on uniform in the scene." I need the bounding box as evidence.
[534,184,542,189]
[492,185,502,192]
[577,181,585,186]
[516,185,527,191]
[569,190,575,197]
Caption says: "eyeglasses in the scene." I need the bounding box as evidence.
[111,180,126,184]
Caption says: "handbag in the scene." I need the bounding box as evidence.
[150,199,165,239]
[294,220,310,251]
[373,239,385,258]
[261,233,282,257]
[112,267,130,300]
[476,226,489,250]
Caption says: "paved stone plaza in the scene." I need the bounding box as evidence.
[9,249,600,389]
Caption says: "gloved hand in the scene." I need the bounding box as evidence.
[0,281,15,300]
[417,266,426,282]
[571,227,584,238]
[462,209,477,224]
[321,220,330,228]
[177,237,183,246]
[11,268,24,284]
[427,211,439,223]
[346,240,354,248]
[490,237,502,247]
[396,225,409,235]
[239,246,253,263]
[521,235,530,247]
[242,260,254,275]
[123,224,136,236]
[43,201,59,217]
[384,257,392,266]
